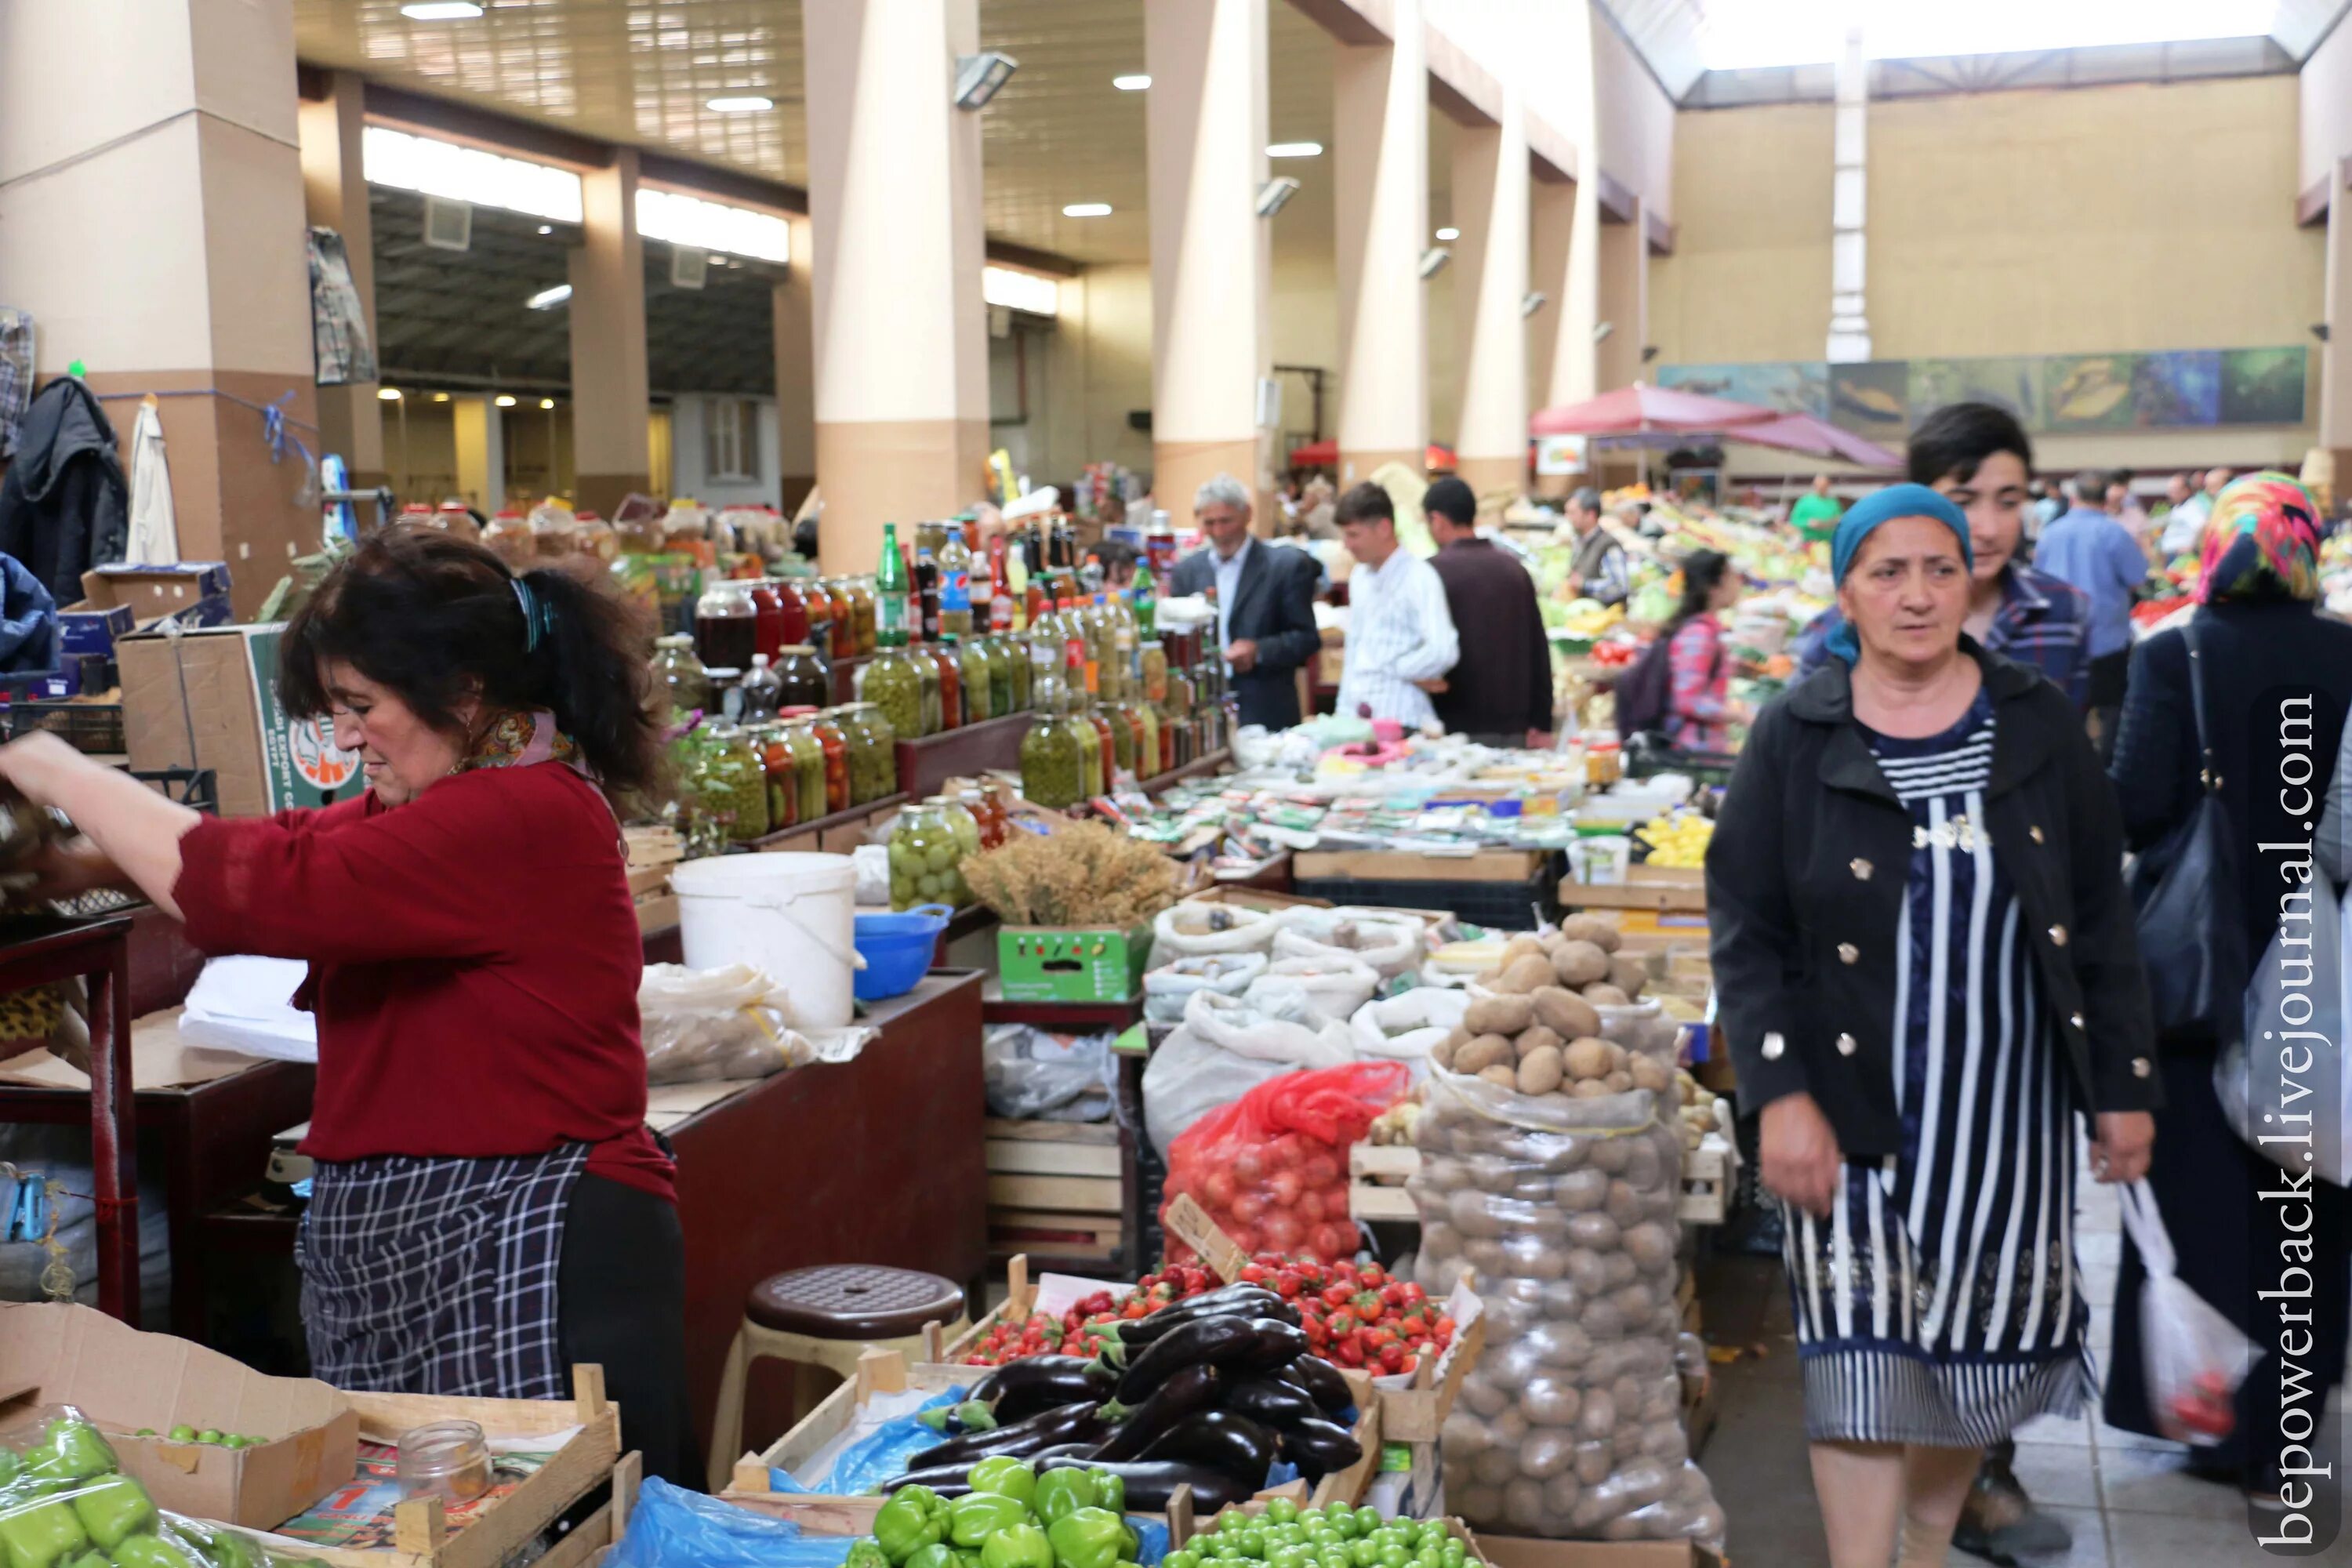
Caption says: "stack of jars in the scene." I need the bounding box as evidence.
[887,794,982,910]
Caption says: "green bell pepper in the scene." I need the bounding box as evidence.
[965,1459,1035,1510]
[873,1488,949,1566]
[976,1524,1051,1568]
[67,1476,154,1553]
[1029,1471,1096,1528]
[846,1541,891,1568]
[946,1492,1029,1548]
[0,1496,89,1568]
[62,1552,106,1568]
[0,1455,18,1488]
[1044,1508,1127,1568]
[1084,1472,1123,1518]
[904,1543,958,1568]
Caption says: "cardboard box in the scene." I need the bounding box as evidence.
[1294,849,1547,884]
[997,922,1152,1001]
[74,564,234,629]
[60,604,135,659]
[0,1301,358,1530]
[120,625,366,818]
[1475,1537,1719,1568]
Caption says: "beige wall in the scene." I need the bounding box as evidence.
[1592,13,1675,223]
[1650,103,1831,365]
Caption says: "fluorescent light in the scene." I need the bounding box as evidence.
[495,394,518,408]
[1256,177,1301,217]
[1062,202,1112,218]
[537,224,553,235]
[1113,74,1151,90]
[539,398,557,410]
[362,125,583,223]
[954,52,1018,110]
[432,392,451,402]
[400,2,482,18]
[526,284,573,310]
[1435,227,1460,241]
[1267,142,1322,158]
[983,265,1060,317]
[1418,246,1452,279]
[636,187,791,263]
[376,387,403,401]
[706,95,774,113]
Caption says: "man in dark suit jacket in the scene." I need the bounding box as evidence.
[1167,474,1321,731]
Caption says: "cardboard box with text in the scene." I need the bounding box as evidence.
[120,625,365,818]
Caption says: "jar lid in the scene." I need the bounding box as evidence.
[780,705,819,717]
[779,644,818,654]
[706,666,742,680]
[655,634,692,648]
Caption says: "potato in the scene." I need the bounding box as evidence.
[1574,1440,1614,1485]
[1570,1079,1617,1098]
[1472,1446,1521,1486]
[1622,1221,1675,1271]
[1479,1065,1521,1089]
[1498,954,1557,995]
[1602,1251,1639,1288]
[1543,1472,1584,1516]
[1457,1033,1515,1074]
[1566,1212,1622,1250]
[1612,1283,1657,1322]
[1532,986,1602,1041]
[1559,913,1621,953]
[1588,1137,1632,1174]
[1431,1029,1464,1071]
[1606,1179,1646,1229]
[1465,994,1534,1035]
[1581,982,1632,1007]
[1622,1138,1664,1191]
[1606,954,1649,998]
[1499,934,1548,970]
[1449,1187,1504,1238]
[1563,1036,1614,1081]
[1501,1479,1549,1530]
[1523,1429,1575,1479]
[1628,1054,1674,1094]
[1517,1044,1565,1096]
[1554,1167,1609,1211]
[1520,1377,1583,1426]
[1552,940,1611,987]
[1604,1070,1635,1094]
[1577,1389,1619,1440]
[1515,1023,1563,1062]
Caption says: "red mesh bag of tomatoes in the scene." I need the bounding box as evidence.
[1160,1062,1410,1261]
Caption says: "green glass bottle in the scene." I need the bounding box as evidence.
[1131,562,1156,639]
[875,521,911,648]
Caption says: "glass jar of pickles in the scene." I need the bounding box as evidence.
[844,576,878,655]
[994,633,1029,713]
[824,579,860,660]
[777,713,829,823]
[937,793,982,866]
[1020,710,1084,808]
[1139,640,1168,707]
[751,723,797,833]
[774,644,831,711]
[952,636,993,723]
[696,720,771,843]
[808,710,851,815]
[887,800,970,911]
[653,635,711,724]
[837,702,898,804]
[862,647,928,740]
[1073,707,1104,799]
[927,641,963,730]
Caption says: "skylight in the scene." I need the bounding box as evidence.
[1693,0,2283,73]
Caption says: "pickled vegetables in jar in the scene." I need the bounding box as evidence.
[888,800,970,910]
[862,647,927,740]
[778,715,829,823]
[808,712,851,815]
[953,635,993,723]
[1021,710,1085,809]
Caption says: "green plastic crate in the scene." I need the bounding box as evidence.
[997,924,1153,1002]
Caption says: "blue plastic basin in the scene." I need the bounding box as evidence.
[853,905,953,1002]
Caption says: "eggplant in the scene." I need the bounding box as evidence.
[1094,1363,1226,1461]
[1275,1416,1362,1482]
[906,1400,1105,1470]
[1114,1317,1309,1403]
[1113,1287,1297,1345]
[1223,1377,1323,1431]
[1275,1355,1354,1415]
[1138,1410,1276,1485]
[882,1463,977,1495]
[972,1356,1117,1425]
[1036,1456,1257,1514]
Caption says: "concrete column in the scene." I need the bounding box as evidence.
[803,0,991,573]
[296,68,385,490]
[452,395,505,514]
[1332,0,1427,485]
[1596,197,1646,391]
[1146,0,1272,531]
[568,150,652,517]
[0,0,319,616]
[1534,177,1600,409]
[1450,97,1529,501]
[773,217,818,515]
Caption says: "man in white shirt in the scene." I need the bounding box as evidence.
[1333,481,1458,727]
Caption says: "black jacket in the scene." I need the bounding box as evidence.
[0,379,127,605]
[1428,538,1553,739]
[1169,540,1320,730]
[1704,640,2161,1157]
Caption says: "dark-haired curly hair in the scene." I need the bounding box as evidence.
[278,525,663,802]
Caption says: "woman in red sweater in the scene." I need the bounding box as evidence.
[0,527,696,1486]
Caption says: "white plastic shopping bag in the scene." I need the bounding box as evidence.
[2117,1180,2260,1446]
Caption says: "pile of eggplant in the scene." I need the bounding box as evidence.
[884,1284,1364,1515]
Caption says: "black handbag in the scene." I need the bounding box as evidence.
[2132,622,2246,1035]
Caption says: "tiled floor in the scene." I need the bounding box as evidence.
[1697,1161,2352,1566]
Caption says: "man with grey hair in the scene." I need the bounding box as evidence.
[1169,474,1321,729]
[1563,487,1628,607]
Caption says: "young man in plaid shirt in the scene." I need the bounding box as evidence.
[1795,402,2091,709]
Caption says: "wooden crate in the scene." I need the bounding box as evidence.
[1677,1132,1737,1225]
[1556,863,1707,915]
[1348,1142,1421,1223]
[303,1369,622,1568]
[988,1210,1124,1262]
[941,1254,1034,1359]
[985,1121,1126,1261]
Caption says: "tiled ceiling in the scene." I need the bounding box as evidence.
[293,0,1343,267]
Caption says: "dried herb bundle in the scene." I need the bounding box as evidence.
[964,822,1180,928]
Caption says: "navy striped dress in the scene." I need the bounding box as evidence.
[1780,691,2093,1445]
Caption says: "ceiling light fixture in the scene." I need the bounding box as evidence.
[526,284,573,310]
[706,95,774,113]
[399,2,482,18]
[1113,74,1150,90]
[495,394,517,408]
[1521,290,1548,318]
[1255,176,1301,218]
[540,398,557,410]
[536,224,553,235]
[432,392,451,402]
[954,52,1018,110]
[376,387,403,401]
[1062,202,1112,218]
[1417,246,1452,279]
[1435,227,1460,241]
[1267,142,1322,159]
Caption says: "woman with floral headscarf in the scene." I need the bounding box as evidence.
[2103,473,2352,1501]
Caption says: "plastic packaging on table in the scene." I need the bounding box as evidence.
[2116,1181,2259,1446]
[638,963,802,1084]
[1243,957,1381,1026]
[608,1477,861,1568]
[1161,1060,1410,1262]
[1182,987,1353,1068]
[1138,1027,1302,1160]
[981,1025,1116,1121]
[1142,952,1267,1025]
[1152,902,1279,958]
[1350,989,1472,1067]
[1414,1065,1725,1549]
[1272,909,1425,980]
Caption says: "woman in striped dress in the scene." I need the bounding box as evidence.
[1704,485,2159,1567]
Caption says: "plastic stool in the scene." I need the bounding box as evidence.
[707,1263,970,1490]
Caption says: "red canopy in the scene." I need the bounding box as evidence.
[1528,383,1779,437]
[1286,440,1457,470]
[1726,412,1901,471]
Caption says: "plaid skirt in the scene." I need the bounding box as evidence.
[296,1144,590,1399]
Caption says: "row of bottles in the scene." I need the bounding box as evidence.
[665,700,900,854]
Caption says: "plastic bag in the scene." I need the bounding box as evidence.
[982,1025,1115,1120]
[1154,902,1279,957]
[1273,909,1425,980]
[2118,1181,2259,1446]
[1144,952,1267,1025]
[1140,1028,1301,1159]
[1246,956,1381,1025]
[639,964,801,1085]
[1415,1063,1725,1550]
[2223,873,2349,1186]
[1161,1061,1410,1261]
[608,1477,860,1568]
[1185,987,1354,1067]
[1351,989,1471,1066]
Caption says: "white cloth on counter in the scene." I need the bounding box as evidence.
[176,956,314,1062]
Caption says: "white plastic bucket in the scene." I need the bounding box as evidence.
[670,853,859,1028]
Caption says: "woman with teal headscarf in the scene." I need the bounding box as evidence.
[2103,473,2352,1500]
[1706,483,2158,1566]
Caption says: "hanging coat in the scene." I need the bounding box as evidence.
[0,552,57,676]
[126,398,180,564]
[0,378,128,604]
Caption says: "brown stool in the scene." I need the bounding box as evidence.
[706,1264,970,1490]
